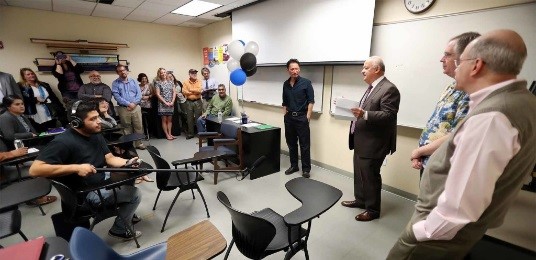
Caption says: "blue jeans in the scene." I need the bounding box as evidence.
[196,116,207,132]
[86,185,141,233]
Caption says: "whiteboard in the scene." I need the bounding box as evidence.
[331,3,536,128]
[237,66,324,112]
[232,0,375,64]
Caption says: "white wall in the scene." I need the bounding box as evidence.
[0,6,201,98]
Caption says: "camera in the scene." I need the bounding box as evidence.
[55,52,67,60]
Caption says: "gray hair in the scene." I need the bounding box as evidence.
[466,37,527,75]
[451,32,480,57]
[369,56,385,72]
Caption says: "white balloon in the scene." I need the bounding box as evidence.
[227,59,240,72]
[228,40,245,60]
[244,41,259,56]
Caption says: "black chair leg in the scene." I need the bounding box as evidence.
[196,187,210,218]
[19,231,28,241]
[190,189,195,199]
[153,190,162,210]
[117,214,140,248]
[304,244,310,260]
[38,205,46,216]
[224,239,234,260]
[89,219,97,231]
[161,189,182,233]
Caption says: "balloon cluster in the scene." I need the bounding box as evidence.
[227,40,259,86]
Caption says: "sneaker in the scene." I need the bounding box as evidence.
[108,229,142,241]
[136,144,146,150]
[132,214,142,225]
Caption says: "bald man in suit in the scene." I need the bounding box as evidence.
[341,56,400,221]
[0,71,22,114]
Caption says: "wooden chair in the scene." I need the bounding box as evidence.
[197,122,244,184]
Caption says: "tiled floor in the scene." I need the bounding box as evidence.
[1,135,416,259]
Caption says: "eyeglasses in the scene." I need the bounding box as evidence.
[454,58,476,68]
[89,75,101,78]
[217,89,225,92]
[443,52,454,58]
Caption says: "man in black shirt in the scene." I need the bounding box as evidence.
[29,100,142,240]
[282,59,315,178]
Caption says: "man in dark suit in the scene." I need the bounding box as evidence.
[341,56,400,221]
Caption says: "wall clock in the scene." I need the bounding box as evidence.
[404,0,436,14]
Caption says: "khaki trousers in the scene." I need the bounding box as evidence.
[117,105,144,147]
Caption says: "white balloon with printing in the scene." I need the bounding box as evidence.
[226,59,241,72]
[228,40,245,60]
[244,41,259,56]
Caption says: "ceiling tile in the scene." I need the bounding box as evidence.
[53,0,95,16]
[136,1,177,13]
[153,13,193,25]
[188,17,213,24]
[3,0,262,28]
[178,21,207,28]
[92,3,133,19]
[125,12,163,23]
[146,0,185,5]
[112,0,144,8]
[6,0,51,11]
[208,0,237,5]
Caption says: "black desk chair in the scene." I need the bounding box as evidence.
[50,179,140,248]
[146,145,210,233]
[0,209,28,243]
[217,191,307,260]
[0,177,52,244]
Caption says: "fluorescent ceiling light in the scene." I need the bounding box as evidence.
[171,0,222,17]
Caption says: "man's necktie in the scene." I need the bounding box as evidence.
[351,85,373,134]
[359,85,373,108]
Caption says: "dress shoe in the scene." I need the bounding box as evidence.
[285,167,299,175]
[341,200,365,209]
[302,171,310,178]
[355,211,379,222]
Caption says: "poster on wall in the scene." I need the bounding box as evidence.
[203,44,229,67]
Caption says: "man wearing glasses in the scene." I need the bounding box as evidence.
[196,84,232,132]
[389,29,535,259]
[410,32,479,177]
[112,65,145,149]
[78,71,114,116]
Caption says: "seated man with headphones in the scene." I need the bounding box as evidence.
[29,100,143,240]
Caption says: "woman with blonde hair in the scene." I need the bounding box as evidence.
[18,68,65,132]
[154,68,176,140]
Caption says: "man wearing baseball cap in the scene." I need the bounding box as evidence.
[182,69,203,139]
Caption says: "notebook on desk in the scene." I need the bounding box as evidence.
[256,124,275,130]
[0,236,45,260]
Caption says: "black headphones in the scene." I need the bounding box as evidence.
[70,100,84,128]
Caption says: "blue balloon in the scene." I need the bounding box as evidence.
[230,69,247,86]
